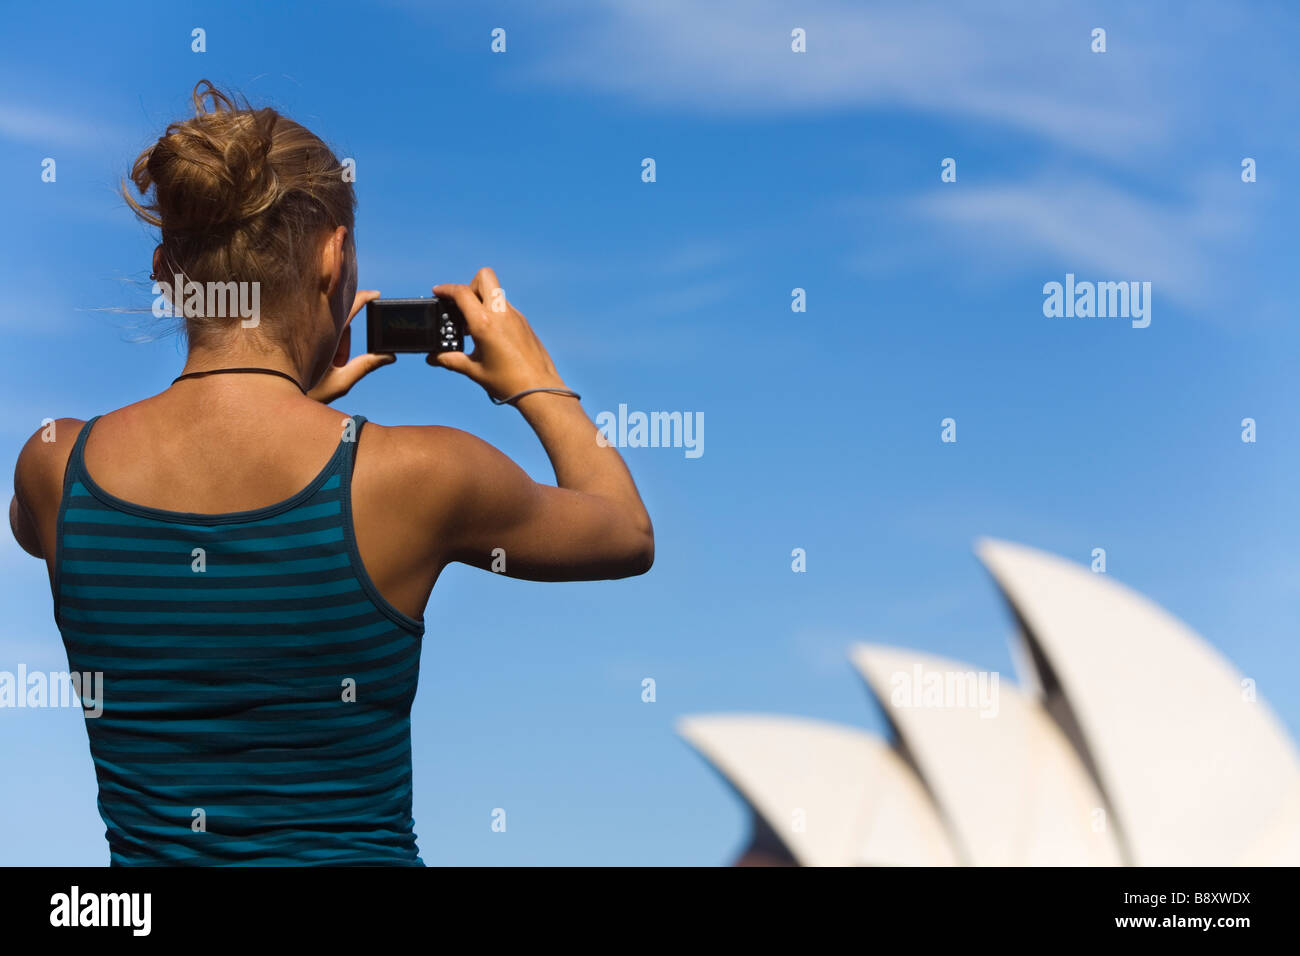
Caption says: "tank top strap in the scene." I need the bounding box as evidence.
[65,414,103,487]
[339,414,369,478]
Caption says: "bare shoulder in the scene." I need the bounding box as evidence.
[15,418,86,503]
[356,420,496,470]
[353,421,507,504]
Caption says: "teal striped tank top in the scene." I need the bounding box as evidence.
[53,414,426,866]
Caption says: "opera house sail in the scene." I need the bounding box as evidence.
[679,540,1300,866]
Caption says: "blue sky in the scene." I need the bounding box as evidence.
[1,0,1297,865]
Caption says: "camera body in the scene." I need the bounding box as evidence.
[365,297,467,354]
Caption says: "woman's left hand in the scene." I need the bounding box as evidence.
[307,290,396,404]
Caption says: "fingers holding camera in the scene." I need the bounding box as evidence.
[470,267,503,310]
[431,273,564,401]
[432,282,488,338]
[308,351,396,404]
[426,347,476,376]
[304,290,396,403]
[349,288,382,322]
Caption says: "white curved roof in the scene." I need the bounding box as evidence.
[677,714,958,866]
[851,644,1123,866]
[977,537,1300,865]
[1237,775,1300,865]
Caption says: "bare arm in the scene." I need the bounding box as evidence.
[415,268,653,580]
[10,418,85,563]
[9,494,42,558]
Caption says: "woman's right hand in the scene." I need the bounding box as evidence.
[428,267,567,402]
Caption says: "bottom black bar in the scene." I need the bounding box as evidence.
[1,865,1284,942]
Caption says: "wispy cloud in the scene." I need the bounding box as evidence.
[657,239,737,276]
[518,0,1293,323]
[0,102,126,149]
[906,172,1251,310]
[522,0,1278,160]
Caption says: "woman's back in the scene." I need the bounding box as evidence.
[10,79,652,865]
[58,408,424,865]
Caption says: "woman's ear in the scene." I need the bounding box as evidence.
[152,246,164,280]
[320,226,354,330]
[321,226,349,298]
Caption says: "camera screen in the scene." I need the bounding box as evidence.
[367,298,465,353]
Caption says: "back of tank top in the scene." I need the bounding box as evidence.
[54,413,426,865]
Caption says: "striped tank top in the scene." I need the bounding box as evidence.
[53,414,425,866]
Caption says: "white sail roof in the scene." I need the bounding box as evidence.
[851,644,1123,866]
[677,714,957,866]
[977,537,1300,865]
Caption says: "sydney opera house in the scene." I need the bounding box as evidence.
[679,539,1300,866]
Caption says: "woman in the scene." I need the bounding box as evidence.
[8,81,653,865]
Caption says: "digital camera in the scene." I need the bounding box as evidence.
[365,297,467,354]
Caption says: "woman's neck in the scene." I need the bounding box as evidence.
[180,338,317,389]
